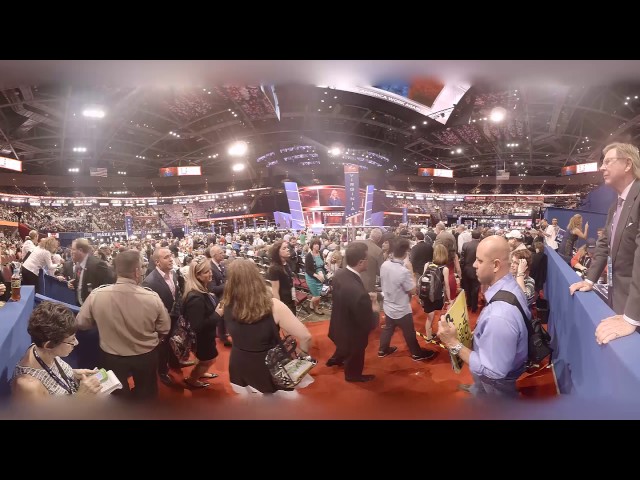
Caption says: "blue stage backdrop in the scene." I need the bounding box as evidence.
[344,165,360,220]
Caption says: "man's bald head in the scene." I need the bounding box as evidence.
[210,245,225,263]
[473,235,511,286]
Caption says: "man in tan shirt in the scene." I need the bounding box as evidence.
[77,250,170,401]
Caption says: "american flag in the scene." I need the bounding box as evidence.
[90,168,108,177]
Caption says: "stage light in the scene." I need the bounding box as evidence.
[228,141,248,156]
[490,107,506,123]
[329,146,342,156]
[82,106,105,118]
[232,163,245,172]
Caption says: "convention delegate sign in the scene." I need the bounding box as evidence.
[443,290,473,373]
[344,165,360,220]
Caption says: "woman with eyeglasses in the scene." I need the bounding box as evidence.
[182,256,221,388]
[12,302,102,399]
[217,259,313,394]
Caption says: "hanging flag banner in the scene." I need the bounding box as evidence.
[124,215,134,240]
[344,165,360,220]
[363,184,375,226]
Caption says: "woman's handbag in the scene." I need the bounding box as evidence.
[169,314,196,362]
[265,321,315,388]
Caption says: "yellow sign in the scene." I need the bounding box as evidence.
[442,290,473,373]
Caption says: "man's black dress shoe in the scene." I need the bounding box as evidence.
[326,358,344,367]
[345,374,375,382]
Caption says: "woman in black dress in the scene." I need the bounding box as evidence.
[564,214,589,256]
[266,240,296,314]
[217,259,312,394]
[182,255,221,388]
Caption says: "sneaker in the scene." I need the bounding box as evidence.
[377,346,398,358]
[412,349,437,361]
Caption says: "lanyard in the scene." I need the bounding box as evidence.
[32,345,76,394]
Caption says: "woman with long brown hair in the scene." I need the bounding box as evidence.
[182,255,220,388]
[266,240,296,314]
[217,259,312,394]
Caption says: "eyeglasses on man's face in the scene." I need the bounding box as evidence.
[601,157,629,168]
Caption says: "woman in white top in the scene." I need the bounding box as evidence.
[22,236,59,293]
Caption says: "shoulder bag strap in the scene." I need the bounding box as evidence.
[489,290,532,336]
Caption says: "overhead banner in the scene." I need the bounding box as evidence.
[124,215,133,240]
[283,181,306,230]
[344,165,360,220]
[0,156,22,172]
[443,291,473,373]
[364,185,374,226]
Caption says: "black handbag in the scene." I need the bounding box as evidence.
[264,319,314,388]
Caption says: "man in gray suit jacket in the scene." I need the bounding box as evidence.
[347,228,384,293]
[570,142,640,344]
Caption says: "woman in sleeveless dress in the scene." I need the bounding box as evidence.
[12,302,102,399]
[217,259,312,394]
[564,214,589,256]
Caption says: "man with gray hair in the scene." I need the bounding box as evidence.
[571,142,640,344]
[457,224,472,254]
[354,228,384,293]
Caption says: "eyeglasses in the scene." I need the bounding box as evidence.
[62,336,78,347]
[601,157,629,167]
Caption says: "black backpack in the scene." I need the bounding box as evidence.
[418,263,445,303]
[489,290,552,364]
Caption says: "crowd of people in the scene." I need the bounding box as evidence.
[3,141,640,407]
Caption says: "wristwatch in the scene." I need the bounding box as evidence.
[449,343,464,356]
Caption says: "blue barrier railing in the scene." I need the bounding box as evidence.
[545,246,640,398]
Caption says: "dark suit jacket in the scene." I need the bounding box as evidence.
[530,251,548,292]
[410,241,433,275]
[62,255,115,304]
[328,268,375,350]
[208,260,225,297]
[142,268,180,316]
[460,239,480,278]
[587,179,640,320]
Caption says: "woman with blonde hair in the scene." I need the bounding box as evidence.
[421,243,451,340]
[563,214,589,256]
[217,259,312,394]
[22,236,60,293]
[181,255,220,388]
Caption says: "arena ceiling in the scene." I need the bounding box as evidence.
[1,60,640,191]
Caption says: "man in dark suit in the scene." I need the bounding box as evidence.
[142,247,194,386]
[570,142,640,344]
[61,238,114,306]
[410,231,433,279]
[208,245,232,347]
[461,230,482,313]
[327,242,380,382]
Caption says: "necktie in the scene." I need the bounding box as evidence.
[610,196,625,245]
[164,272,175,297]
[76,265,83,305]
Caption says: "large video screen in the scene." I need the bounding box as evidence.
[299,185,364,208]
[159,166,202,177]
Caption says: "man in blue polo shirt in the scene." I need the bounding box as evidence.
[378,237,436,361]
[437,235,529,396]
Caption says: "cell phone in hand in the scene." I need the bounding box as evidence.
[93,368,109,383]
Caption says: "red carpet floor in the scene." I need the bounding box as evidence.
[157,297,557,418]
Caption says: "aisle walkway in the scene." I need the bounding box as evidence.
[157,297,557,418]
